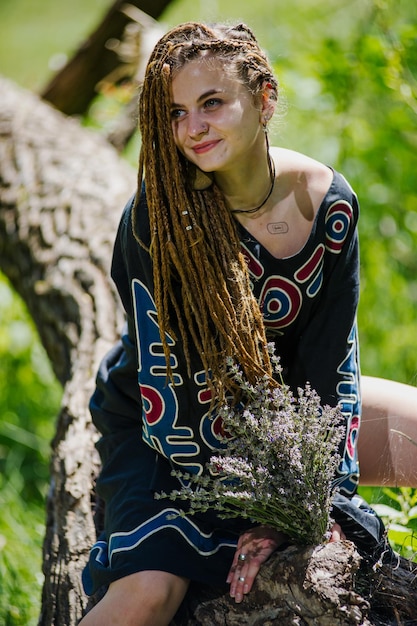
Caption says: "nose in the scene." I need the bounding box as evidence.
[187,111,208,138]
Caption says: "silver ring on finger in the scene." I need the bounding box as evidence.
[239,576,245,582]
[238,553,247,562]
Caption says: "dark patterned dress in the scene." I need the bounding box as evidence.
[83,170,382,596]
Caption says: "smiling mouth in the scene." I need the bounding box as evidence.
[192,140,221,154]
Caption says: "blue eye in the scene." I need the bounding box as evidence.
[171,109,186,119]
[204,98,221,109]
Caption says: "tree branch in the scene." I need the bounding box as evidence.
[41,0,171,116]
[0,75,135,625]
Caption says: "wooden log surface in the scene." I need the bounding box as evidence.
[0,75,135,625]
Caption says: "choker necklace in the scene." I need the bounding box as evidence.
[231,155,276,215]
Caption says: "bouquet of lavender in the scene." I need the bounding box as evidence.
[158,348,345,545]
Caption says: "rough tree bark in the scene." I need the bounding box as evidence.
[1,78,416,626]
[0,75,135,625]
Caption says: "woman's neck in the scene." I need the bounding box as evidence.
[214,144,274,214]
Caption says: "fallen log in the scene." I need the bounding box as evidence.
[172,542,417,625]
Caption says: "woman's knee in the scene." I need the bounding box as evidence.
[80,570,190,626]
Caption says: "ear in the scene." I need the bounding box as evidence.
[260,82,276,125]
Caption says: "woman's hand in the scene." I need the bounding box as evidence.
[227,522,345,603]
[227,525,286,603]
[328,522,345,542]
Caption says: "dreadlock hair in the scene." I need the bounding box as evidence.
[132,21,280,404]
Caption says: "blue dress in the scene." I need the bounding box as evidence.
[83,170,369,596]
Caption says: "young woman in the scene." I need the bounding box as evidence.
[80,21,400,626]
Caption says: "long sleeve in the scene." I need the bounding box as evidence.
[89,194,146,462]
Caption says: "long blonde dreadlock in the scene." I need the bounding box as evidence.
[132,22,279,402]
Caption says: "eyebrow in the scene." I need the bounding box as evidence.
[170,88,223,109]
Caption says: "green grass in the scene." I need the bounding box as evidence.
[360,486,417,560]
[0,275,61,624]
[0,484,47,626]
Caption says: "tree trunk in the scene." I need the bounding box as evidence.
[0,75,135,625]
[173,543,417,626]
[41,0,171,116]
[174,541,372,626]
[1,77,416,626]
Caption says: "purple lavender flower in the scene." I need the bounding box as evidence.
[159,347,345,545]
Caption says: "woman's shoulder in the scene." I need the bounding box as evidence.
[272,146,326,170]
[271,147,357,210]
[272,147,332,191]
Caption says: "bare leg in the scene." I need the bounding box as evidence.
[359,376,417,486]
[79,570,189,626]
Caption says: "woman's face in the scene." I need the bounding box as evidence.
[170,57,266,175]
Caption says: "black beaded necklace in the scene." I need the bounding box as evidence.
[231,154,276,215]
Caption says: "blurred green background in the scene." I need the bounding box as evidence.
[0,0,416,623]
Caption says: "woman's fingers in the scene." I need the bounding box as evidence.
[329,522,346,542]
[227,523,346,603]
[227,526,286,603]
